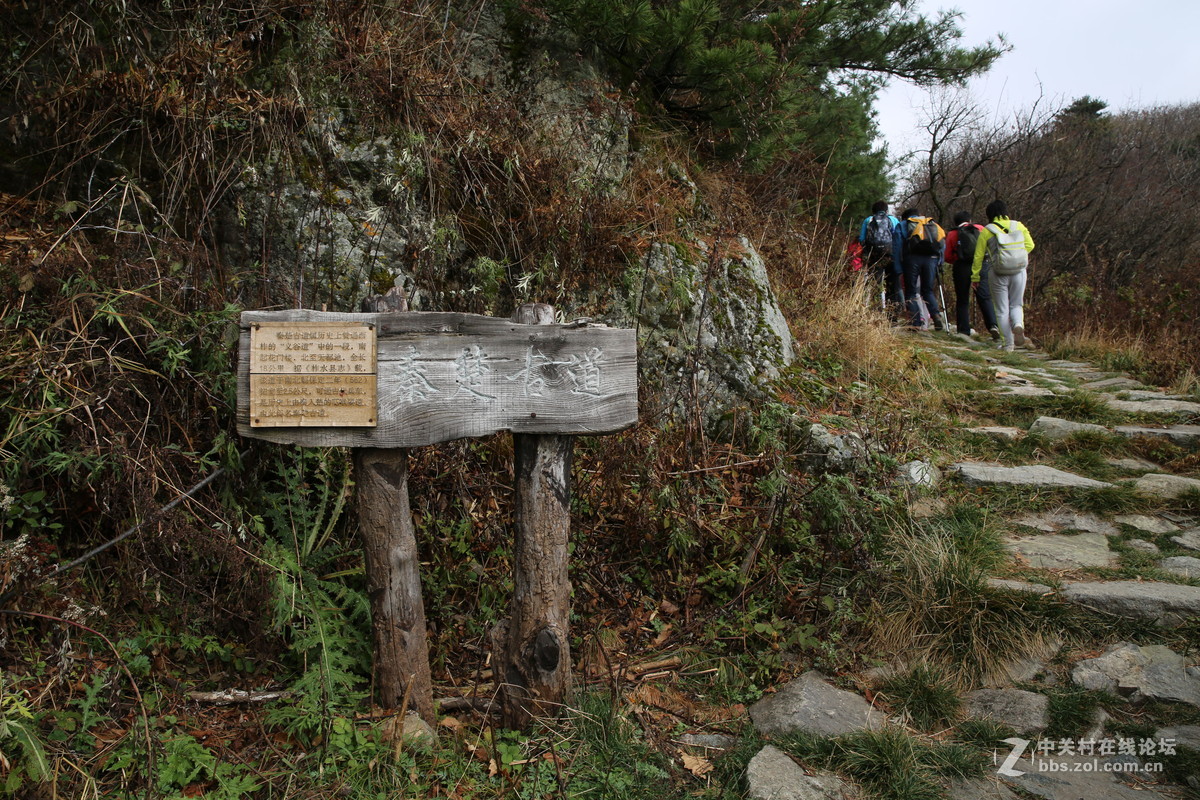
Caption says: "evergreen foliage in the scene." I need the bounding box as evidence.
[510,0,1004,202]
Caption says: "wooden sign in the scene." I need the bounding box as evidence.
[248,322,377,427]
[237,310,638,447]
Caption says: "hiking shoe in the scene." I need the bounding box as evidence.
[989,327,1001,341]
[1013,326,1026,347]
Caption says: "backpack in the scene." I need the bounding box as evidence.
[985,220,1029,275]
[905,217,945,257]
[955,223,982,263]
[863,213,893,250]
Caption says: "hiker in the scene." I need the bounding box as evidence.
[972,200,1035,352]
[857,201,902,318]
[944,211,999,339]
[893,207,946,330]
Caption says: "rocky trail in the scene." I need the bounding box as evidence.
[733,334,1200,799]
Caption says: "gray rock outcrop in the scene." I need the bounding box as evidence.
[1011,510,1118,535]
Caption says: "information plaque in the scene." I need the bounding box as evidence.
[248,322,377,427]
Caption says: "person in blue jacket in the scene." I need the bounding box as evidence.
[893,208,945,330]
[858,201,902,319]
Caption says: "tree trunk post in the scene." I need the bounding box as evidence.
[501,302,574,728]
[355,287,435,724]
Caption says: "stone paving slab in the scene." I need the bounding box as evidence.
[1084,377,1145,390]
[1160,556,1200,579]
[988,578,1054,594]
[1002,754,1176,799]
[1107,456,1166,472]
[1172,529,1200,551]
[968,426,1024,441]
[1120,390,1188,401]
[1005,532,1117,570]
[1114,424,1200,448]
[1135,473,1200,499]
[954,463,1112,490]
[1061,580,1200,627]
[1029,416,1108,440]
[748,671,885,736]
[1113,514,1181,534]
[1106,397,1200,414]
[1011,510,1119,536]
[992,385,1057,398]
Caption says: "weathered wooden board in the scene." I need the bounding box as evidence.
[237,310,638,447]
[249,322,377,427]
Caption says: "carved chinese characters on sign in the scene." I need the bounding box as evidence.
[388,345,614,405]
[249,322,377,427]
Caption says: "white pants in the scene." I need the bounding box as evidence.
[988,269,1026,347]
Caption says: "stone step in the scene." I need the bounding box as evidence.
[1061,580,1200,627]
[1106,397,1200,415]
[953,463,1112,490]
[1004,532,1116,570]
[1135,473,1200,499]
[1115,424,1200,448]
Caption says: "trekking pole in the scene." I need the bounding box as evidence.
[937,266,947,332]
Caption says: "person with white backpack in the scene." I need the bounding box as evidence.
[971,200,1036,351]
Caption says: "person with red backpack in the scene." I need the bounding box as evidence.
[893,207,946,330]
[944,211,999,340]
[972,200,1036,352]
[858,201,902,317]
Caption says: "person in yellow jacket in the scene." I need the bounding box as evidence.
[971,200,1035,352]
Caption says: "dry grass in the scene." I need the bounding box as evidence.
[868,524,1060,688]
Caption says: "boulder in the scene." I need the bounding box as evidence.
[1028,416,1108,440]
[745,745,855,800]
[1135,473,1200,499]
[1160,556,1200,579]
[749,671,884,737]
[953,463,1112,490]
[800,424,869,474]
[1125,539,1160,554]
[1061,581,1200,627]
[964,689,1049,734]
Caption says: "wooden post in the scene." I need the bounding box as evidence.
[501,303,574,728]
[355,286,434,724]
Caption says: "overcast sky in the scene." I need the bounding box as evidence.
[874,0,1200,172]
